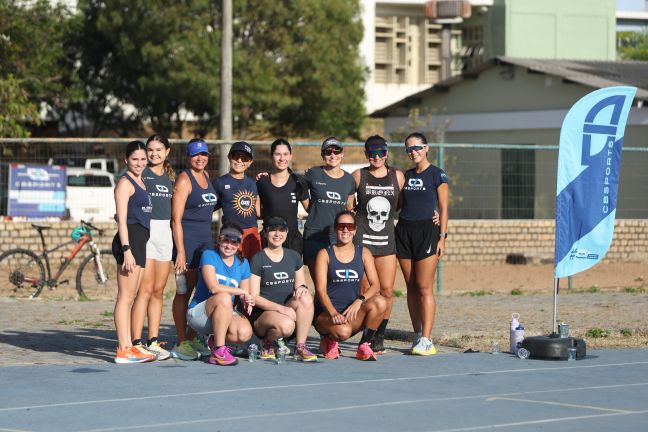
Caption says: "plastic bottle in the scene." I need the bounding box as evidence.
[514,324,525,354]
[509,313,520,353]
[176,272,187,295]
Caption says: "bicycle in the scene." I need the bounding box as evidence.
[0,220,117,299]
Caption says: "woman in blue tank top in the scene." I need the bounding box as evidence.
[112,140,155,364]
[313,211,386,361]
[170,138,218,360]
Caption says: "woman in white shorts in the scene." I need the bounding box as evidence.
[187,223,254,366]
[130,134,175,360]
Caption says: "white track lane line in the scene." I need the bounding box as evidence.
[1,361,647,413]
[75,400,648,432]
[486,396,632,413]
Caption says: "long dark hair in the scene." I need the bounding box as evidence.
[404,132,428,145]
[126,140,146,157]
[146,133,175,181]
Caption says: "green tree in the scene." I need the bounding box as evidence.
[0,0,81,136]
[0,75,40,137]
[76,0,366,138]
[617,31,648,61]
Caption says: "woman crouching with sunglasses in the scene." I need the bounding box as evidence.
[313,211,386,361]
[186,222,254,366]
[248,217,317,362]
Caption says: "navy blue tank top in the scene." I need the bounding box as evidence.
[325,244,364,312]
[124,173,152,229]
[182,170,217,229]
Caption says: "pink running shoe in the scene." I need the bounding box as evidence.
[320,334,340,360]
[209,345,238,366]
[355,342,377,361]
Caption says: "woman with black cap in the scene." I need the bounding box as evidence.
[351,135,404,354]
[302,137,356,276]
[248,216,317,362]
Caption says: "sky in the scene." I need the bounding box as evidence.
[616,0,647,11]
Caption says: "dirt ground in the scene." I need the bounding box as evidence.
[1,261,646,358]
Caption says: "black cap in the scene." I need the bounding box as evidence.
[228,141,253,159]
[321,137,342,152]
[264,216,288,230]
[364,135,387,151]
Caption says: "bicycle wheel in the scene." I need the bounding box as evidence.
[0,249,46,298]
[76,249,118,300]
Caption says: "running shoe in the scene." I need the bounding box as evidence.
[147,340,171,361]
[372,334,385,355]
[114,346,155,364]
[260,342,276,360]
[410,332,422,351]
[411,337,437,356]
[294,343,318,362]
[172,340,199,361]
[355,342,377,361]
[191,336,211,357]
[132,343,158,361]
[276,338,291,356]
[209,345,238,366]
[319,334,340,360]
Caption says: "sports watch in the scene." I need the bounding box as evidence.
[121,245,131,252]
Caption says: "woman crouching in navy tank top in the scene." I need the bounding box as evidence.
[112,140,154,364]
[395,132,449,357]
[313,211,386,361]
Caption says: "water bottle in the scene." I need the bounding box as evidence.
[276,346,288,364]
[175,272,187,295]
[247,344,258,362]
[509,313,520,353]
[514,324,525,354]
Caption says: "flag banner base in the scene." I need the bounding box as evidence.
[521,335,587,360]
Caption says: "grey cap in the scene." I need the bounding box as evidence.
[321,137,342,152]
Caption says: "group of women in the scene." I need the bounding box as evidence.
[111,132,449,365]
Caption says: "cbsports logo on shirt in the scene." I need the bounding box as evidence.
[232,190,255,218]
[274,272,289,280]
[156,185,169,193]
[264,271,295,286]
[332,268,360,284]
[318,190,345,205]
[199,193,218,208]
[405,178,425,191]
[149,184,172,199]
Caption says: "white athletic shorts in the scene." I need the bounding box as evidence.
[145,219,173,261]
[187,299,241,335]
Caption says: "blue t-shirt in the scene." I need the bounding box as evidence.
[189,249,251,308]
[214,174,258,229]
[399,165,448,221]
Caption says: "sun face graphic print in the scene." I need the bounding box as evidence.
[232,190,255,218]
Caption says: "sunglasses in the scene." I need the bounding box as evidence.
[323,147,343,156]
[267,226,288,233]
[230,152,252,162]
[220,236,241,245]
[335,222,356,231]
[366,149,387,159]
[405,145,425,153]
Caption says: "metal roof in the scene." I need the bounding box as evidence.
[371,56,648,117]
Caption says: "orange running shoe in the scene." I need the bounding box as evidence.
[114,346,155,364]
[319,334,340,359]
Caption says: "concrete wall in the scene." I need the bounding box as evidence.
[1,219,645,265]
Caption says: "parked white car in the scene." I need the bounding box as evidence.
[66,168,116,222]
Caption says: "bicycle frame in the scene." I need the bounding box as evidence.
[35,229,105,288]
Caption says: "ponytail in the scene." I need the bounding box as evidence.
[163,160,176,182]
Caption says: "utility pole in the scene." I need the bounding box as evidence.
[219,0,232,176]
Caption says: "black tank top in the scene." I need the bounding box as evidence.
[355,167,399,256]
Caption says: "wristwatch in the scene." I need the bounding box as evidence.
[356,294,366,303]
[441,232,448,239]
[121,245,131,252]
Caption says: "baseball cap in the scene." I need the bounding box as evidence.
[219,227,243,243]
[364,135,388,151]
[321,137,342,152]
[264,216,288,230]
[187,139,210,156]
[228,141,253,159]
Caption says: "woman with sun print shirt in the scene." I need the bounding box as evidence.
[213,141,261,262]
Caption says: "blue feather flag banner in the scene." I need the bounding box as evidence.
[554,86,636,278]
